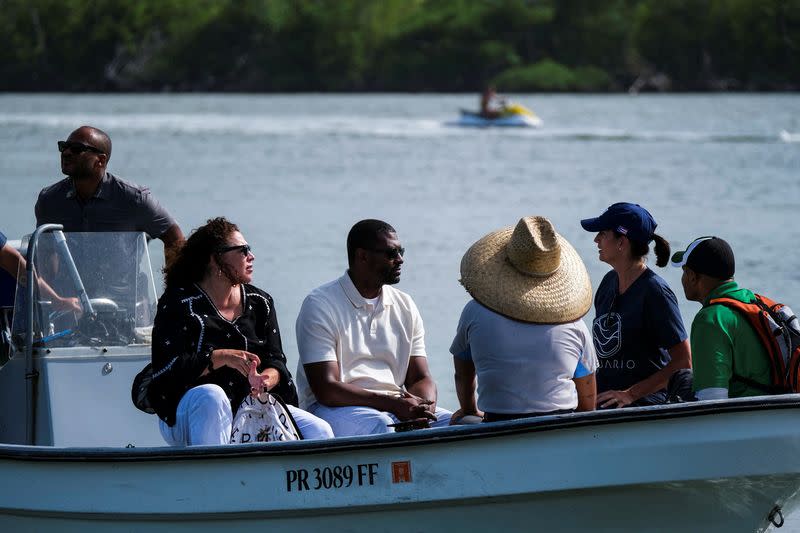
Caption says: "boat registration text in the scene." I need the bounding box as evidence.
[286,463,378,492]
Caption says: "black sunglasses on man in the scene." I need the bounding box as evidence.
[370,246,405,260]
[57,140,105,155]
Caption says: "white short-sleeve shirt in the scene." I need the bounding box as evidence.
[450,300,597,414]
[295,272,426,409]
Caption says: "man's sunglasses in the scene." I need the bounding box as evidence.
[216,244,252,256]
[369,246,405,259]
[57,141,105,155]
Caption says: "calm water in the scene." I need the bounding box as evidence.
[1,92,799,528]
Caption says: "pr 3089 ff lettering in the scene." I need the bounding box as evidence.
[286,463,379,492]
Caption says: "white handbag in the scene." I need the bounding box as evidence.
[230,392,302,443]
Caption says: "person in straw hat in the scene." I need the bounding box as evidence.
[450,216,598,423]
[580,202,691,408]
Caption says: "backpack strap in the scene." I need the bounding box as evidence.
[707,296,784,391]
[753,293,780,311]
[270,392,304,440]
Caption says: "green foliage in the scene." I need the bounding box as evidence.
[372,0,554,90]
[494,60,575,91]
[0,0,795,91]
[573,66,616,91]
[632,0,799,89]
[551,0,636,73]
[715,0,800,87]
[632,0,712,86]
[492,60,613,91]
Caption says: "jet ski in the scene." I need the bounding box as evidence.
[456,102,543,128]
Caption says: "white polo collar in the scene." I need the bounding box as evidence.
[338,271,395,309]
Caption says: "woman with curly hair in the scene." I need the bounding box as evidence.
[149,217,333,445]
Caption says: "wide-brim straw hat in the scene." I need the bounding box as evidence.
[460,216,592,324]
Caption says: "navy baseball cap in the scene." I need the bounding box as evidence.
[670,236,735,279]
[580,203,657,244]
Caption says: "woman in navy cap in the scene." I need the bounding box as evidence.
[581,203,691,408]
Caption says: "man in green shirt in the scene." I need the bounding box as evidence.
[671,236,771,400]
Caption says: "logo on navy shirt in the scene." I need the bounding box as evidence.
[593,313,622,358]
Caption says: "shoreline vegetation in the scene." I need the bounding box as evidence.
[1,0,797,94]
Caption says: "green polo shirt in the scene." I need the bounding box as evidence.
[691,281,772,397]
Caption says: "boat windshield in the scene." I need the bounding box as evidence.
[10,231,157,349]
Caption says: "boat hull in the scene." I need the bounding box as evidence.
[1,397,799,532]
[456,109,543,128]
[1,477,795,532]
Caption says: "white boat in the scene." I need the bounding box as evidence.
[455,102,543,128]
[0,226,798,532]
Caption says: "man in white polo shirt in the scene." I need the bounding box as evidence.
[295,219,452,436]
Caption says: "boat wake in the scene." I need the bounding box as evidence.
[780,130,800,143]
[0,112,444,139]
[535,129,794,144]
[0,112,794,144]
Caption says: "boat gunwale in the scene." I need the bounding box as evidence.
[1,395,798,462]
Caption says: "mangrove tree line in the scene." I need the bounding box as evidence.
[0,0,797,92]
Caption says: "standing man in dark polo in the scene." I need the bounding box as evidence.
[35,126,184,263]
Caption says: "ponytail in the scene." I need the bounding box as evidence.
[652,234,670,267]
[626,232,670,267]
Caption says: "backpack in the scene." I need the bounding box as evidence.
[131,363,156,414]
[708,294,800,394]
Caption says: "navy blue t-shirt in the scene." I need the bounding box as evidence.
[592,268,687,405]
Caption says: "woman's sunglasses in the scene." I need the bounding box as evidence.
[217,244,252,256]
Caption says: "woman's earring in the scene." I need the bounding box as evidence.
[217,269,223,278]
